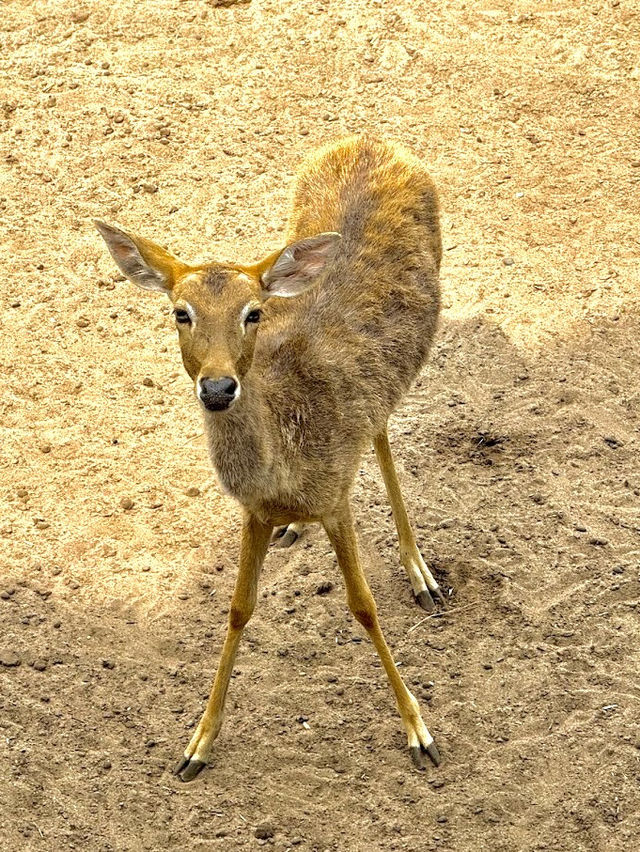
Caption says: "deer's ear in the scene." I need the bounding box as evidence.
[94,220,188,293]
[257,232,341,299]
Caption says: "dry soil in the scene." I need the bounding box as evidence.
[1,1,640,850]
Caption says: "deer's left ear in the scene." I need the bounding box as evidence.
[256,232,341,299]
[95,220,188,293]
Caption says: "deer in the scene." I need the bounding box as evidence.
[95,134,445,782]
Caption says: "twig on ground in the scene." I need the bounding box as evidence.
[407,603,475,634]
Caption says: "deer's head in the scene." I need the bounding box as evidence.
[95,222,340,412]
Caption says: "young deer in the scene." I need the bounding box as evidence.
[96,135,444,782]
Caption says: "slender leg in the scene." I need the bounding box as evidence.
[174,512,272,782]
[374,425,445,612]
[270,521,306,548]
[323,502,440,769]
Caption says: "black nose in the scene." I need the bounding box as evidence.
[199,376,238,411]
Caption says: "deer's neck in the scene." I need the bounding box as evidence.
[203,374,276,506]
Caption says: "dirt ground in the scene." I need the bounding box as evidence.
[2,0,640,849]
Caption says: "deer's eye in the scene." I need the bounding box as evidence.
[174,308,191,325]
[245,309,261,324]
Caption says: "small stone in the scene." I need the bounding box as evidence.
[185,486,200,497]
[102,759,112,769]
[142,377,154,387]
[0,591,10,600]
[254,823,275,840]
[71,9,90,23]
[32,658,48,672]
[102,659,115,669]
[53,620,61,628]
[120,496,134,510]
[76,316,90,328]
[142,182,158,194]
[0,650,21,667]
[40,444,52,454]
[316,581,333,595]
[34,519,50,530]
[502,256,515,266]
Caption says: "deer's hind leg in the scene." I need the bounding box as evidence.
[374,426,445,612]
[174,512,272,782]
[323,501,440,769]
[270,521,306,548]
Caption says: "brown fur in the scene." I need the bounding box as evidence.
[96,135,444,780]
[187,135,441,524]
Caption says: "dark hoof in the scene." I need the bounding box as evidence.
[409,741,441,770]
[173,755,207,782]
[271,525,299,548]
[433,587,447,607]
[426,741,441,766]
[416,590,436,612]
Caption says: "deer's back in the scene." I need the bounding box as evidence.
[257,136,441,461]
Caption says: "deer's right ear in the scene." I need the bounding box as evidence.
[94,221,188,293]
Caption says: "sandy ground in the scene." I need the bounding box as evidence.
[2,0,640,849]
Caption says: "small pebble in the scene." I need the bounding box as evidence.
[0,650,20,667]
[254,823,275,840]
[32,659,48,672]
[502,256,514,266]
[142,377,154,387]
[120,496,134,510]
[316,581,333,596]
[185,486,200,497]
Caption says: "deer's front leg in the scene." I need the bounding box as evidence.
[174,512,272,782]
[323,501,440,770]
